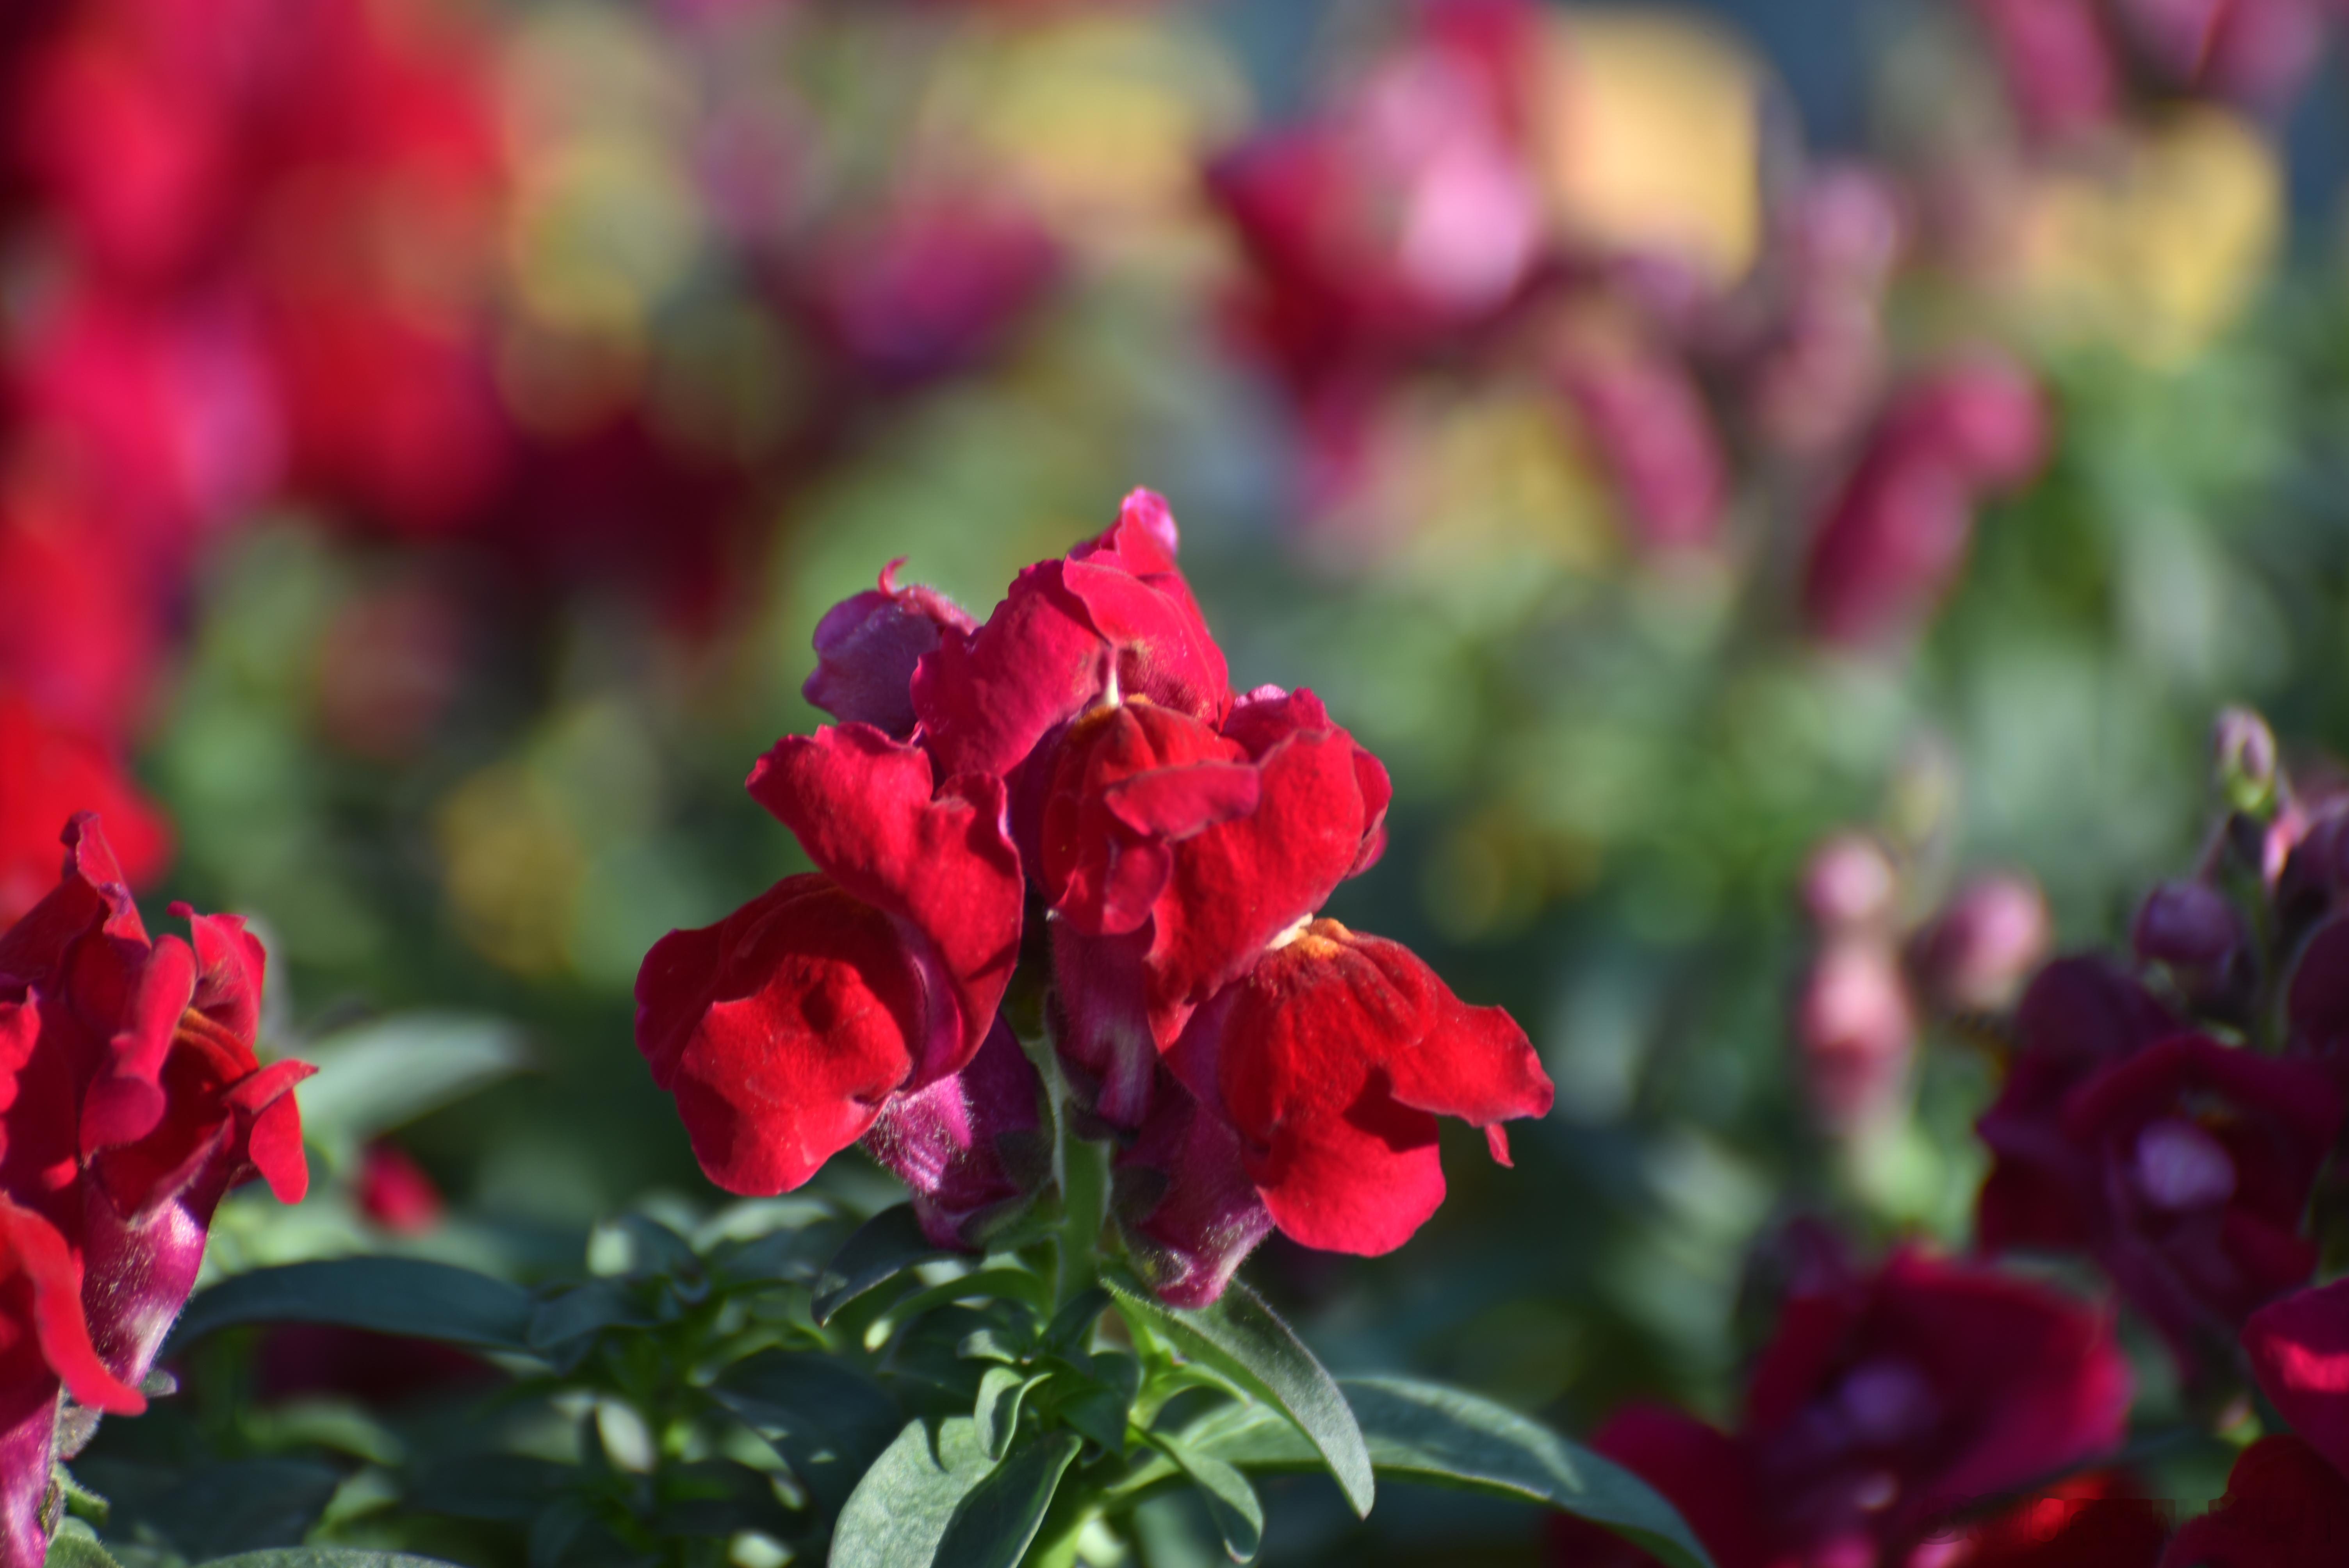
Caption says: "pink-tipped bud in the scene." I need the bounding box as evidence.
[2213,706,2279,816]
[2131,880,2245,971]
[1802,833,1900,932]
[1795,938,1918,1133]
[1914,873,2052,1013]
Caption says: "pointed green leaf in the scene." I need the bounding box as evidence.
[829,1417,991,1568]
[43,1521,119,1568]
[933,1431,1083,1568]
[167,1259,534,1356]
[974,1367,1043,1461]
[295,1014,528,1146]
[1150,1434,1264,1563]
[813,1206,947,1325]
[1102,1265,1373,1516]
[711,1351,901,1516]
[1182,1378,1715,1568]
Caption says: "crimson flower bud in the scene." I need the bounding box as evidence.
[1794,937,1916,1133]
[1800,832,1898,932]
[2131,880,2244,972]
[1913,873,2052,1014]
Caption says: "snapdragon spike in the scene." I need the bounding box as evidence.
[638,490,1548,1303]
[0,814,309,1568]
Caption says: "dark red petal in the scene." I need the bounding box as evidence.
[909,559,1108,783]
[636,877,921,1194]
[1574,1404,1770,1568]
[0,1196,142,1415]
[1141,728,1370,1049]
[863,1017,1044,1250]
[79,930,198,1155]
[226,1059,316,1204]
[2161,1436,2349,1568]
[749,725,1023,1083]
[176,906,265,1045]
[1114,1071,1274,1307]
[2288,915,2349,1049]
[1201,923,1551,1256]
[0,811,148,983]
[2245,1278,2349,1482]
[802,562,975,739]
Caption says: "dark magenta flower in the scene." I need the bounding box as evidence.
[634,726,1035,1243]
[2159,1436,2349,1568]
[802,561,976,741]
[0,815,311,1568]
[1551,1247,2133,1568]
[1976,957,2180,1254]
[2058,1035,2339,1370]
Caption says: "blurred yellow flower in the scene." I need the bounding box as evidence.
[2008,108,2280,365]
[1539,7,1764,284]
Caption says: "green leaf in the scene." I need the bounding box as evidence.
[974,1367,1044,1461]
[813,1206,947,1325]
[873,1269,1050,1338]
[190,1554,465,1568]
[528,1280,655,1356]
[1184,1378,1716,1568]
[828,1417,991,1568]
[933,1431,1083,1568]
[1041,1286,1111,1356]
[1103,1265,1373,1517]
[1149,1434,1263,1563]
[295,1014,528,1146]
[711,1351,901,1515]
[43,1520,120,1568]
[166,1259,535,1356]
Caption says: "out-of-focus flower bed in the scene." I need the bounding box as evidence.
[9,0,2349,1562]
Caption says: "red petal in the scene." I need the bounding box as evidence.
[227,1059,317,1204]
[1200,923,1551,1256]
[79,930,197,1155]
[0,811,148,983]
[635,876,922,1194]
[749,726,1022,1084]
[0,1196,143,1415]
[2246,1278,2349,1482]
[175,906,266,1046]
[2162,1436,2349,1567]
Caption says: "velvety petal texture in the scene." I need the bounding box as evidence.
[639,725,1024,1199]
[2245,1278,2349,1484]
[2161,1436,2349,1568]
[910,489,1231,787]
[861,1018,1046,1250]
[1167,920,1552,1256]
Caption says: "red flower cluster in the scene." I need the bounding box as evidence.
[1550,1243,2139,1568]
[635,491,1554,1299]
[0,815,309,1568]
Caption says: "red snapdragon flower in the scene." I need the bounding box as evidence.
[1550,1247,2134,1568]
[0,814,310,1568]
[640,490,1549,1301]
[634,725,1036,1247]
[0,694,168,928]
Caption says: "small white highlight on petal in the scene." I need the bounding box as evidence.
[1267,913,1315,950]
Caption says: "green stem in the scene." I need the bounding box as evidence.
[1057,1133,1109,1310]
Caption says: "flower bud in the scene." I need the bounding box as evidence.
[2131,880,2246,972]
[1795,937,1917,1133]
[1914,873,2052,1013]
[802,562,975,739]
[1801,832,1899,932]
[356,1142,445,1235]
[2213,706,2279,817]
